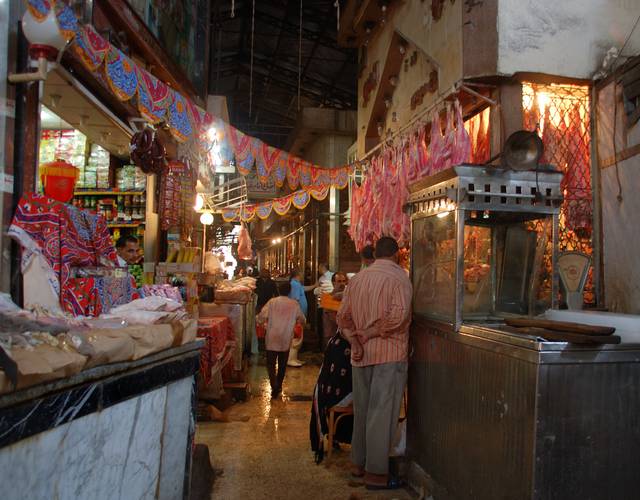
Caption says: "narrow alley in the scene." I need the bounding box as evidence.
[196,354,413,500]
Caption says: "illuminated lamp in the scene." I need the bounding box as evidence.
[40,160,79,203]
[9,9,68,83]
[200,211,214,225]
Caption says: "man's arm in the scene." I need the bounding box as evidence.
[336,285,355,331]
[341,328,364,362]
[355,282,411,343]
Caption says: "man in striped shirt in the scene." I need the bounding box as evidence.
[337,236,412,490]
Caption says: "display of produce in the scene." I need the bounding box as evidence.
[39,130,87,173]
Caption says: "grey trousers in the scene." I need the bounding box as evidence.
[351,362,407,475]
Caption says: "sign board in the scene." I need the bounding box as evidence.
[245,172,278,200]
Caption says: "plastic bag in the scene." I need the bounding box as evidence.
[389,419,406,457]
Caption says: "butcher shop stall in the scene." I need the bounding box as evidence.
[406,161,640,499]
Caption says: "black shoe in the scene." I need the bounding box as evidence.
[271,388,281,399]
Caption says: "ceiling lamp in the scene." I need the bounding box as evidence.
[200,211,214,226]
[9,9,69,83]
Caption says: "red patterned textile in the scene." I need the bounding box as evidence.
[197,316,236,386]
[9,193,138,316]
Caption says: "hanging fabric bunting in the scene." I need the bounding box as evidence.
[167,90,194,143]
[256,143,282,183]
[104,47,138,102]
[311,166,331,190]
[226,124,255,176]
[222,207,241,222]
[309,185,330,201]
[187,100,212,134]
[136,68,172,124]
[299,162,314,189]
[255,203,273,220]
[330,167,350,189]
[26,0,51,21]
[286,155,302,190]
[72,25,109,71]
[53,0,78,41]
[273,195,293,216]
[292,190,311,209]
[241,205,256,222]
[273,161,286,188]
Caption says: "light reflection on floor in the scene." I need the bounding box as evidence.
[195,353,413,500]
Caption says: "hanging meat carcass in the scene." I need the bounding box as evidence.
[451,100,472,166]
[427,110,446,176]
[237,224,253,260]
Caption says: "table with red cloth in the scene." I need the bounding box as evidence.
[9,193,138,316]
[197,316,236,386]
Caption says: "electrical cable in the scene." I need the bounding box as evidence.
[249,0,256,117]
[298,0,303,111]
[609,12,640,203]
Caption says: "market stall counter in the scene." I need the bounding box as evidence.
[0,192,202,499]
[0,341,202,500]
[406,165,640,499]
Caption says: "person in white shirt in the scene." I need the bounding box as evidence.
[116,236,140,267]
[314,263,334,304]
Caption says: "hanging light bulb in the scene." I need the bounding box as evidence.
[200,211,214,225]
[194,193,204,211]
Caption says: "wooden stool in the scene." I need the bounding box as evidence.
[327,403,353,459]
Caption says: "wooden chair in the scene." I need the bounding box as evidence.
[327,402,354,459]
[326,389,407,459]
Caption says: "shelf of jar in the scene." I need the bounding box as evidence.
[74,190,146,196]
[107,222,146,228]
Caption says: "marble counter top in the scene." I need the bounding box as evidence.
[0,341,203,449]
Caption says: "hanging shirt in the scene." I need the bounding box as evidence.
[257,296,306,352]
[289,278,308,316]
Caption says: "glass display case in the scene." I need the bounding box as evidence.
[409,165,563,329]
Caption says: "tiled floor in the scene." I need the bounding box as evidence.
[195,353,413,500]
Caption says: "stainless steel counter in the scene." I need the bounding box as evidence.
[407,317,640,499]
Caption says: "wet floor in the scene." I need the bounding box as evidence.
[195,353,413,500]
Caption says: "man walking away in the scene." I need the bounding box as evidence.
[257,281,306,398]
[337,237,412,490]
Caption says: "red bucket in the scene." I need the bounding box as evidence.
[40,160,79,203]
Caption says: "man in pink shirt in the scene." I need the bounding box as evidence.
[257,281,306,398]
[337,237,412,490]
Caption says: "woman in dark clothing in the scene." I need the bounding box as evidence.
[310,331,353,463]
[255,268,279,313]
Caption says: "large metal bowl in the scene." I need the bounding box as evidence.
[501,130,544,170]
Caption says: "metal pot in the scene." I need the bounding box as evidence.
[501,130,544,170]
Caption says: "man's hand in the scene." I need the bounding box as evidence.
[351,338,364,362]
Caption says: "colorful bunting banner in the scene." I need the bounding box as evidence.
[104,47,138,102]
[31,0,355,190]
[136,68,172,124]
[220,185,332,223]
[73,25,109,71]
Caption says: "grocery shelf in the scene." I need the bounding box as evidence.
[74,190,146,196]
[107,222,145,228]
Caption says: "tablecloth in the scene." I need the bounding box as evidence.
[9,193,138,316]
[197,316,236,386]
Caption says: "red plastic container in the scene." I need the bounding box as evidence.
[40,160,79,203]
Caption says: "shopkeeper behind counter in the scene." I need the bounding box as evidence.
[116,235,140,267]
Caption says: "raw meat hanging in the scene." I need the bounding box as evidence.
[237,224,253,260]
[451,100,472,166]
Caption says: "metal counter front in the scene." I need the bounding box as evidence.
[407,318,640,499]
